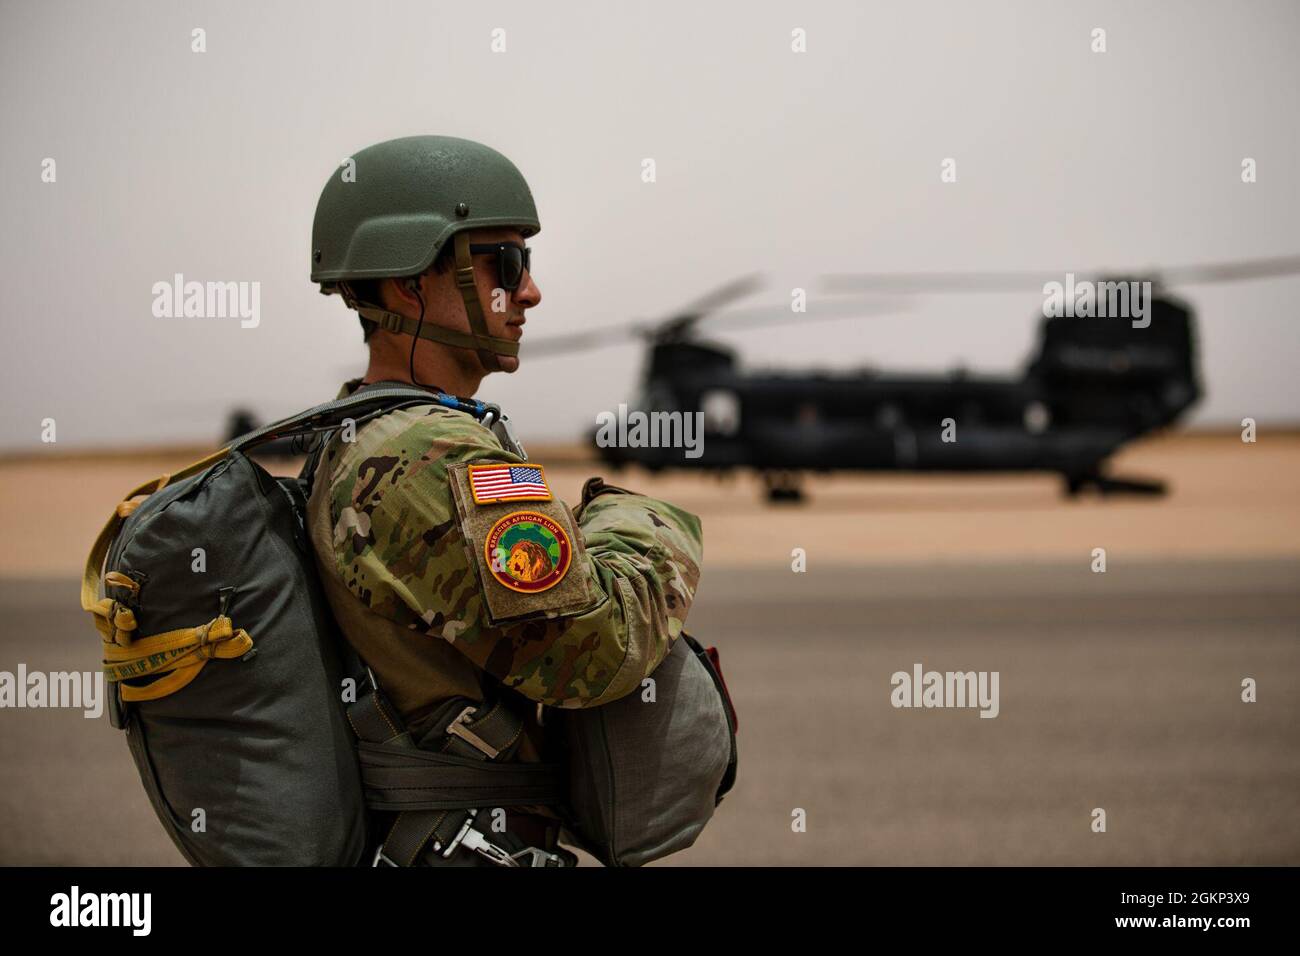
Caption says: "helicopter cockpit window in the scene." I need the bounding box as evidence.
[1023,401,1051,434]
[701,389,740,436]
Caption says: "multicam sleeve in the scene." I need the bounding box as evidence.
[329,409,704,708]
[541,478,704,707]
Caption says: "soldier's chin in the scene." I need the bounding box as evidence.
[494,354,521,374]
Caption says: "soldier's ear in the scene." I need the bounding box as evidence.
[385,275,421,308]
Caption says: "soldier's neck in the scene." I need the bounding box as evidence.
[364,339,483,397]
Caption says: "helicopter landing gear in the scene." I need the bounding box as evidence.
[762,471,805,503]
[1064,472,1167,497]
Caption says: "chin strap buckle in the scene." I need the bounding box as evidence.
[377,310,406,333]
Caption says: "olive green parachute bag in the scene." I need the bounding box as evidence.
[81,387,441,866]
[552,629,739,867]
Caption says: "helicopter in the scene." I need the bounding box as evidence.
[527,255,1300,502]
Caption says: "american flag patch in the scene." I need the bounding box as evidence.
[468,464,553,504]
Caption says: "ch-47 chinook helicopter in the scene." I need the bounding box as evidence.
[528,255,1300,502]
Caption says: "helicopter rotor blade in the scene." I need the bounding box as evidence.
[645,272,768,341]
[700,297,910,334]
[1157,254,1300,286]
[523,274,767,358]
[821,272,1055,294]
[654,272,766,320]
[522,322,656,357]
[822,254,1300,295]
[525,296,907,358]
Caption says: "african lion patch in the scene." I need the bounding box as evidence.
[484,510,572,593]
[448,459,596,624]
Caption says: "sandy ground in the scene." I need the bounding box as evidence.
[0,433,1296,865]
[2,434,1297,579]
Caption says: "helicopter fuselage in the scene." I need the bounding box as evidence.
[593,293,1200,497]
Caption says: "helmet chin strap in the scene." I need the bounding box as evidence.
[451,231,505,373]
[341,232,519,372]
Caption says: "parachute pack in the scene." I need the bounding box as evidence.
[82,387,736,866]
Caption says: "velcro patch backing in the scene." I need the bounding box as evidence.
[449,460,596,626]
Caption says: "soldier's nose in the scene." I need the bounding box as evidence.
[516,273,541,308]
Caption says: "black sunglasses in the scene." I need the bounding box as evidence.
[468,242,532,291]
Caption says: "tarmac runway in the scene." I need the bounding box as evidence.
[2,557,1296,865]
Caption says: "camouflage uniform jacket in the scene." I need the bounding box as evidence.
[305,378,704,773]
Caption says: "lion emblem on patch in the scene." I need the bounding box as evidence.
[485,510,572,593]
[506,539,554,582]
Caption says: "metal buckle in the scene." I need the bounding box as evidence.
[457,827,518,867]
[432,809,568,868]
[436,811,476,858]
[446,705,501,759]
[510,846,568,868]
[433,810,514,867]
[490,414,528,459]
[433,807,485,860]
[372,845,398,867]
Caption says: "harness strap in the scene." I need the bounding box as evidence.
[348,688,565,866]
[379,809,463,867]
[347,685,410,745]
[357,743,564,810]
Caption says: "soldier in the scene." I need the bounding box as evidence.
[305,135,705,866]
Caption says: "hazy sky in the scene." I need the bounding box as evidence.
[2,0,1297,449]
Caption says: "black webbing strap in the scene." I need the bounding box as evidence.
[358,742,565,811]
[347,688,412,747]
[347,689,563,866]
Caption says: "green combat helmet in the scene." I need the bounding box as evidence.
[311,135,540,371]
